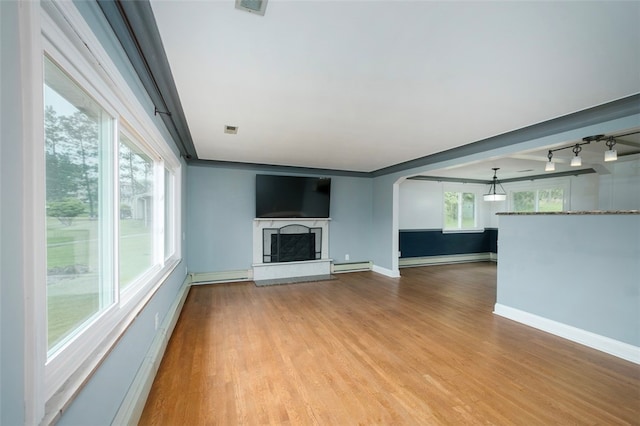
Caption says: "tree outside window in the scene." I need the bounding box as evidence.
[45,57,113,351]
[512,188,564,212]
[444,191,477,230]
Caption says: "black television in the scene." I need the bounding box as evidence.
[255,174,331,218]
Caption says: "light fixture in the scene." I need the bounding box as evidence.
[541,132,635,171]
[604,137,617,162]
[570,144,582,167]
[545,151,555,172]
[483,168,507,202]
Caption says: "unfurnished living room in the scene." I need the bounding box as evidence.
[1,0,639,425]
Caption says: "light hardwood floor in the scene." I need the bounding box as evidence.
[140,263,640,425]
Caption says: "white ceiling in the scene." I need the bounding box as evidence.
[150,0,640,175]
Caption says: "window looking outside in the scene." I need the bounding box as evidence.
[119,134,155,289]
[40,9,182,417]
[45,56,115,352]
[44,55,179,358]
[444,191,477,230]
[512,188,564,212]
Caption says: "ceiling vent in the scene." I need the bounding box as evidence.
[224,125,238,135]
[235,0,267,16]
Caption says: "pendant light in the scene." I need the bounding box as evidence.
[570,144,582,167]
[545,151,555,172]
[483,168,506,202]
[604,137,617,162]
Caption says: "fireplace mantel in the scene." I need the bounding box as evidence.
[252,218,331,283]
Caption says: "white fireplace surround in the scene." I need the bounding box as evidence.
[253,218,331,281]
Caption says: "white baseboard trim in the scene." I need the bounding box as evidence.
[372,264,400,278]
[112,275,192,425]
[332,261,372,274]
[190,269,252,284]
[494,303,640,365]
[399,252,495,268]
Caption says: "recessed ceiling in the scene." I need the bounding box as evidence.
[150,0,640,174]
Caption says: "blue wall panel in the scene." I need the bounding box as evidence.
[399,228,498,258]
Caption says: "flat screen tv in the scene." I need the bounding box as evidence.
[256,174,331,218]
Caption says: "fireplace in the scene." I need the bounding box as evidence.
[263,225,321,263]
[253,218,331,282]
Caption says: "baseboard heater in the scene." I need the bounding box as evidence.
[332,261,372,274]
[190,270,252,284]
[112,275,191,425]
[399,253,497,268]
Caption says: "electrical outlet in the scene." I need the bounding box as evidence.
[345,254,350,261]
[154,312,160,331]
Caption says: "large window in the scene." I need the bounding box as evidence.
[444,191,477,230]
[512,188,564,212]
[43,53,180,381]
[45,56,115,352]
[36,3,182,422]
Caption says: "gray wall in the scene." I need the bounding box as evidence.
[329,175,374,263]
[370,174,400,272]
[497,214,639,346]
[186,164,374,273]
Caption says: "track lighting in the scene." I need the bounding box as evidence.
[483,168,506,202]
[541,132,636,172]
[571,144,582,167]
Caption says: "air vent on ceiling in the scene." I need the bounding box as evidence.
[224,125,238,135]
[235,0,267,16]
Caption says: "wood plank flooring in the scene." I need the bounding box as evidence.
[139,263,640,425]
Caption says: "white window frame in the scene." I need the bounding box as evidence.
[442,184,484,233]
[24,2,183,424]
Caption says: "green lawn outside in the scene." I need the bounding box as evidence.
[538,199,563,212]
[47,216,152,349]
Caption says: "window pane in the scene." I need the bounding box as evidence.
[45,57,114,351]
[119,134,154,289]
[513,191,535,212]
[461,193,475,228]
[538,188,563,212]
[444,192,459,228]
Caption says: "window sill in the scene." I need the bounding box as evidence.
[442,228,485,234]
